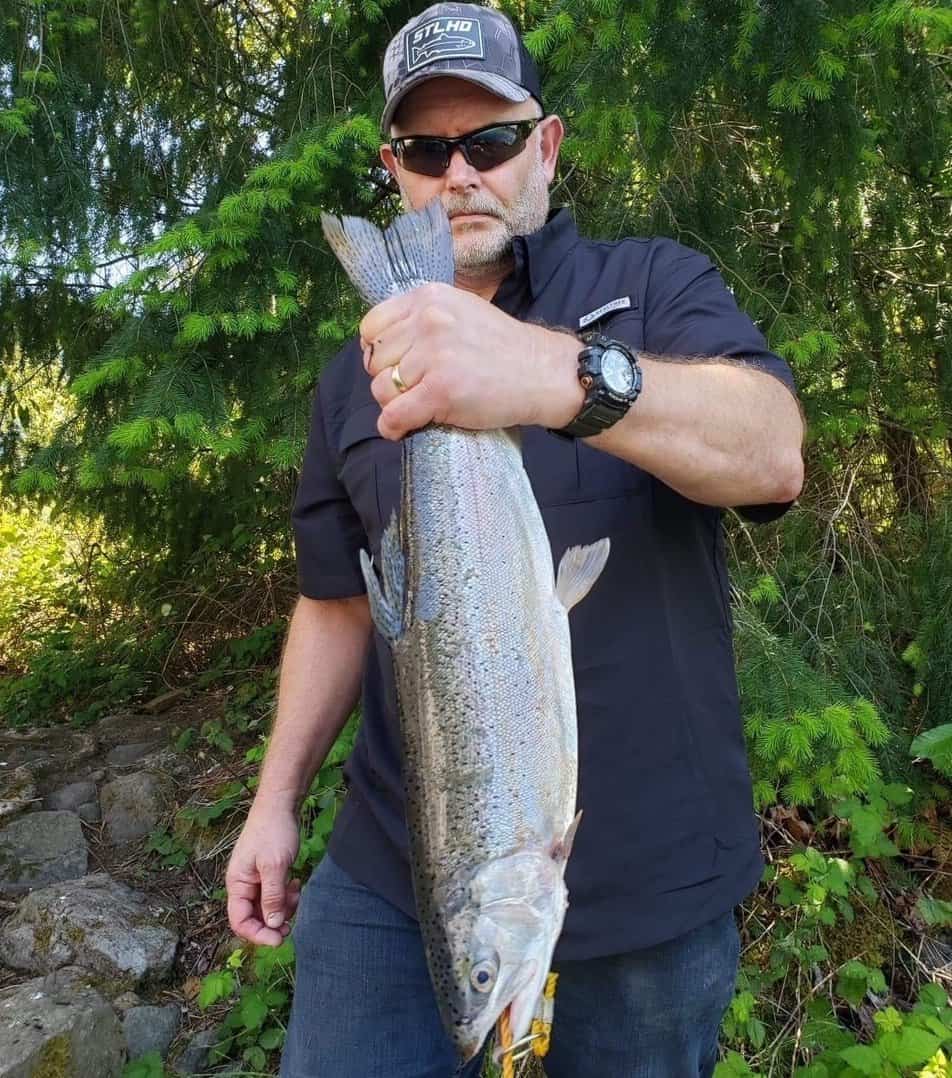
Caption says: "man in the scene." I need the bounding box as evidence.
[226,4,804,1076]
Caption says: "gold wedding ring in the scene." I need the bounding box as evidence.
[391,364,409,394]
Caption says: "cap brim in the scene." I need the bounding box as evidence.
[381,71,530,134]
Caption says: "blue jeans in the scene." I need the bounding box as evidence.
[279,855,740,1077]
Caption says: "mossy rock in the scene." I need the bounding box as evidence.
[32,1033,72,1078]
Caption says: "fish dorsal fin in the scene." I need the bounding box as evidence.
[555,538,610,611]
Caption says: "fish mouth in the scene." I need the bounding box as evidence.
[447,958,542,1062]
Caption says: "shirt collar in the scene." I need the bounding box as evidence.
[512,207,579,299]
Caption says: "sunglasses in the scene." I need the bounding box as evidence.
[390,118,543,178]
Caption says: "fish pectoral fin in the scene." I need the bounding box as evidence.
[359,512,406,644]
[551,810,583,866]
[554,538,610,612]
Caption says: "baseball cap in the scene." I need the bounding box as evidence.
[381,2,544,134]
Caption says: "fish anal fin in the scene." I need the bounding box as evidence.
[555,538,610,611]
[551,810,583,867]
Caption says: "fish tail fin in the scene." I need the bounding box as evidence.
[359,513,406,644]
[555,538,610,611]
[320,199,455,305]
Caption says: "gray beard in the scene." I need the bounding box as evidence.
[400,147,550,274]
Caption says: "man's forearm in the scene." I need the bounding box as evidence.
[534,328,805,508]
[253,594,371,814]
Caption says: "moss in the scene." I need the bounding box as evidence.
[83,969,138,998]
[64,923,86,948]
[824,904,895,970]
[930,824,952,901]
[32,1033,73,1078]
[33,908,55,958]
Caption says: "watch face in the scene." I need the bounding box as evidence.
[601,347,635,395]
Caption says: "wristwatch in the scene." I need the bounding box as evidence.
[556,332,643,438]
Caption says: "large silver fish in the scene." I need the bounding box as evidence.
[321,200,609,1061]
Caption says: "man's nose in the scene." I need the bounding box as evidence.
[443,146,480,192]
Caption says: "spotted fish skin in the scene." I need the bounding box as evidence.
[321,201,609,1060]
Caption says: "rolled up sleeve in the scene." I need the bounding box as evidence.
[644,242,797,395]
[643,241,800,522]
[291,384,368,599]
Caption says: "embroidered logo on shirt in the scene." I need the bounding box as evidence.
[578,296,632,328]
[405,17,484,73]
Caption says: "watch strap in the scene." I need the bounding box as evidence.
[557,334,643,438]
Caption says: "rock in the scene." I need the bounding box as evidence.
[0,811,88,896]
[101,772,168,844]
[142,688,188,714]
[0,872,179,986]
[43,780,97,814]
[0,765,38,822]
[0,729,97,778]
[88,769,106,782]
[113,990,143,1011]
[0,966,125,1078]
[173,1026,221,1075]
[77,801,102,824]
[123,1003,181,1061]
[105,742,159,768]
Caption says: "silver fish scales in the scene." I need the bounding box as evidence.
[321,200,609,1060]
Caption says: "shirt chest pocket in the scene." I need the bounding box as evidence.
[337,404,401,549]
[522,427,648,506]
[601,309,645,353]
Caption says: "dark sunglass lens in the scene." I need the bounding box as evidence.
[466,126,526,171]
[400,138,449,177]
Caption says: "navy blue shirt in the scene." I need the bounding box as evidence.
[292,208,797,959]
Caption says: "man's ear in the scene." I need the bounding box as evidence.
[539,115,564,184]
[380,143,399,182]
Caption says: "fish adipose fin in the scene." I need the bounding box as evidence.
[359,512,406,644]
[320,199,455,305]
[555,538,611,611]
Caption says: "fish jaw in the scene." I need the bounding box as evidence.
[435,849,569,1060]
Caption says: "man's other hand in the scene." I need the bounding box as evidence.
[226,805,302,947]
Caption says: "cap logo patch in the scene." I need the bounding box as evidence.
[405,17,484,73]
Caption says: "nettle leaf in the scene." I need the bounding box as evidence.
[238,988,268,1030]
[198,969,235,1009]
[882,1027,942,1067]
[258,1026,284,1051]
[911,724,952,778]
[837,1044,881,1074]
[916,896,952,927]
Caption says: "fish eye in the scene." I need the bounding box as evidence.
[469,959,497,993]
